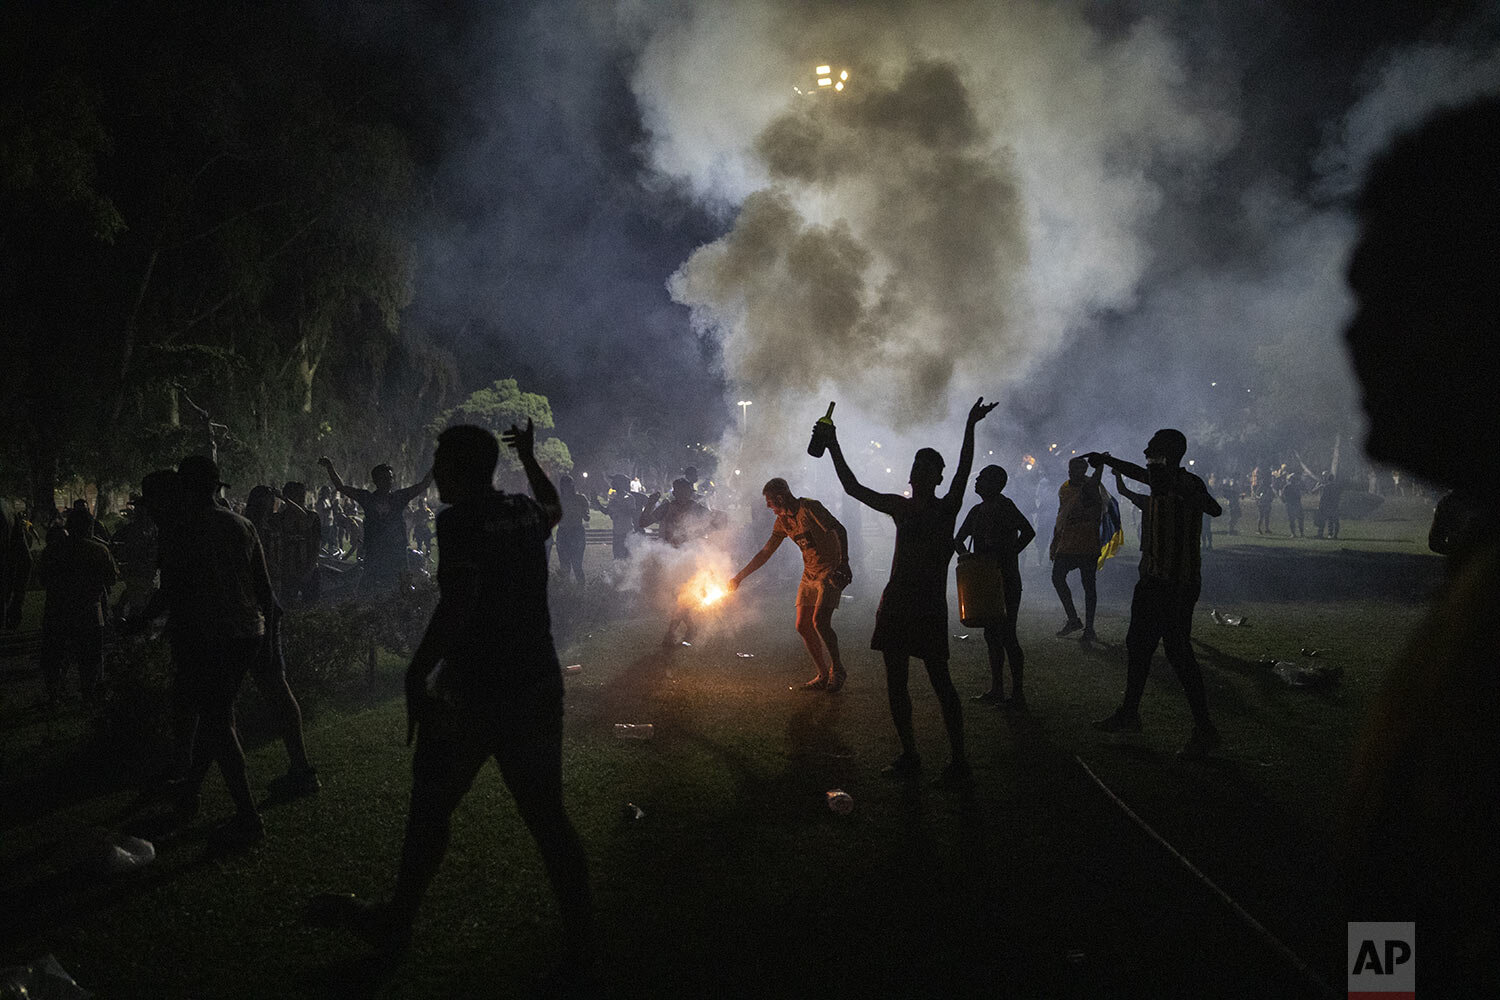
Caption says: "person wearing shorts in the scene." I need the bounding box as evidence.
[730,478,851,691]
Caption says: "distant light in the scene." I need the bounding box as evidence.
[581,472,588,478]
[818,78,832,87]
[840,70,848,81]
[834,82,844,91]
[987,451,993,456]
[1210,381,1218,387]
[1188,460,1196,466]
[1246,388,1252,393]
[734,469,741,476]
[885,468,892,474]
[815,65,831,75]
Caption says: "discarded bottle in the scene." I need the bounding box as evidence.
[806,402,836,457]
[825,789,854,814]
[614,723,654,740]
[104,835,156,875]
[563,663,583,675]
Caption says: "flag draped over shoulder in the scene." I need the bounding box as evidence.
[1098,492,1123,570]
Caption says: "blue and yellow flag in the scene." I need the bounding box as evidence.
[1098,493,1124,570]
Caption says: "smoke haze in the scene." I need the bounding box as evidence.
[370,0,1497,488]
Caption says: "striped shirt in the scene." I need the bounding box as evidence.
[1139,469,1214,586]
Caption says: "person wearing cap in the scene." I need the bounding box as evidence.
[318,457,432,597]
[157,454,275,842]
[1087,433,1222,760]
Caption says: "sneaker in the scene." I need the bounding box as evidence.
[971,689,1004,703]
[1091,710,1143,733]
[1080,627,1098,643]
[1055,619,1084,637]
[826,672,846,694]
[930,760,974,790]
[880,752,922,778]
[1177,724,1222,761]
[799,677,829,691]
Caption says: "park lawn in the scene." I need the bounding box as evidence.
[0,498,1444,998]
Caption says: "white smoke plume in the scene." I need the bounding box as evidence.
[620,0,1497,484]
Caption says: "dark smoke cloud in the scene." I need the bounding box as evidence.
[671,56,1025,423]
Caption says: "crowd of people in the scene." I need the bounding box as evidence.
[0,97,1494,994]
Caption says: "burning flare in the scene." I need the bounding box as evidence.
[680,566,731,608]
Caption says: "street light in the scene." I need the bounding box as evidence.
[737,400,753,433]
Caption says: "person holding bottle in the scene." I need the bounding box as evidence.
[819,397,998,789]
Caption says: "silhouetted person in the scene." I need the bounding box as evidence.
[1281,473,1305,537]
[729,478,852,691]
[1224,479,1241,536]
[1089,430,1222,760]
[1340,98,1500,991]
[1050,456,1105,642]
[822,398,997,788]
[271,481,321,604]
[554,474,589,585]
[318,457,432,596]
[954,465,1035,707]
[313,422,595,987]
[639,477,713,646]
[594,474,644,560]
[37,509,117,703]
[1255,481,1274,534]
[410,498,434,557]
[110,496,157,621]
[1428,487,1485,573]
[159,455,275,842]
[242,487,319,797]
[1314,472,1343,540]
[1,496,34,631]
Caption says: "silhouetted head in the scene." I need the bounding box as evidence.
[178,454,228,502]
[71,499,89,513]
[433,425,498,504]
[140,470,183,527]
[64,508,92,536]
[371,464,395,491]
[671,478,694,502]
[762,477,795,516]
[1346,97,1500,490]
[559,474,575,495]
[975,465,1008,500]
[1068,456,1088,482]
[1144,429,1188,467]
[282,481,305,507]
[910,448,945,493]
[609,474,631,493]
[245,485,275,526]
[683,466,699,484]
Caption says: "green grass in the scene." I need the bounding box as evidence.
[0,497,1446,998]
